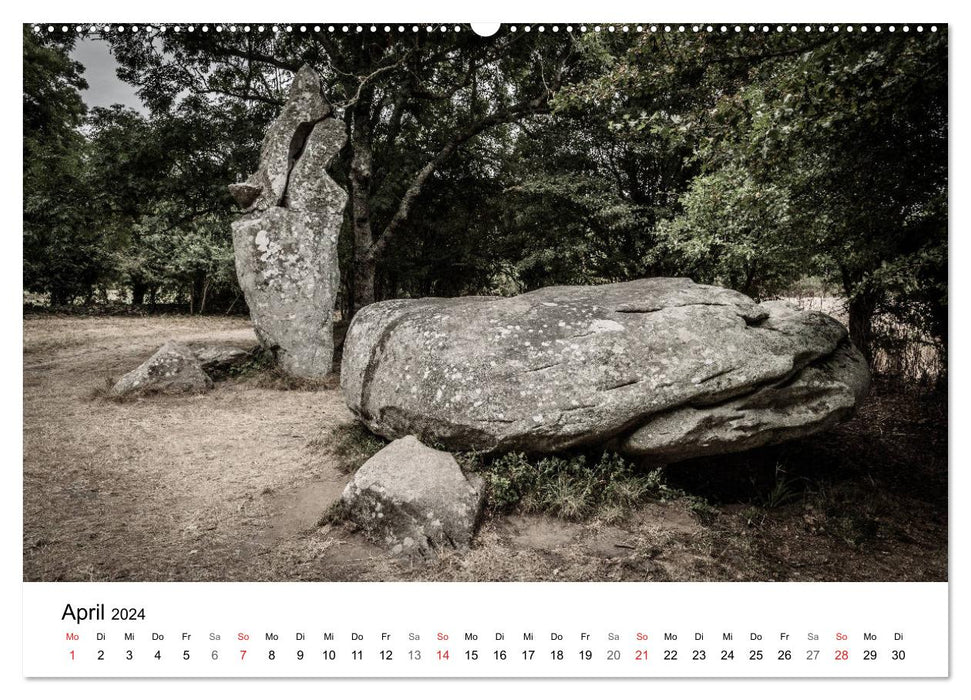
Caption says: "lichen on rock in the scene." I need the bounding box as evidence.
[111,340,213,397]
[340,436,485,558]
[340,278,871,461]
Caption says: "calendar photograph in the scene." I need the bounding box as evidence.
[23,22,948,586]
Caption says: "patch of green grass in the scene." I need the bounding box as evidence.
[827,514,881,548]
[227,347,276,377]
[314,422,388,473]
[686,497,720,526]
[757,464,804,509]
[466,450,717,523]
[230,348,338,391]
[740,506,767,528]
[318,498,351,526]
[735,464,806,529]
[802,481,887,549]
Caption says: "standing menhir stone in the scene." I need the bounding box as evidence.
[229,65,347,378]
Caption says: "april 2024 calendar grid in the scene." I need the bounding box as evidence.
[23,582,948,677]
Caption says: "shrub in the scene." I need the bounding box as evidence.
[468,449,707,522]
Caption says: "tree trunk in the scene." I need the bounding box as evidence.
[848,292,877,365]
[131,280,147,306]
[190,273,207,315]
[199,277,210,315]
[225,291,240,315]
[349,99,376,313]
[354,259,376,312]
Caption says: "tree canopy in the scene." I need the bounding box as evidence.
[23,24,947,379]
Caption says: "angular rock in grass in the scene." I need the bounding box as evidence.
[340,278,871,461]
[229,65,347,379]
[340,436,485,558]
[110,340,213,398]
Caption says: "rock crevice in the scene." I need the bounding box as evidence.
[229,65,348,379]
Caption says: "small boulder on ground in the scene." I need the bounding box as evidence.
[340,436,485,558]
[110,340,213,398]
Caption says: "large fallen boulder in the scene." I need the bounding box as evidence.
[341,278,870,461]
[229,64,347,379]
[111,340,213,397]
[340,436,485,557]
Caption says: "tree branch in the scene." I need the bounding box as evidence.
[338,55,410,109]
[365,90,554,262]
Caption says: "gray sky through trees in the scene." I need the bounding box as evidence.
[70,38,144,112]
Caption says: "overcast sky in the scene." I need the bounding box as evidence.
[70,38,145,113]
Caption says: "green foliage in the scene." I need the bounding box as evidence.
[686,497,721,526]
[740,506,767,529]
[317,423,388,474]
[802,483,888,550]
[81,101,254,310]
[23,28,111,305]
[471,450,690,522]
[759,465,802,509]
[23,27,947,386]
[652,165,802,298]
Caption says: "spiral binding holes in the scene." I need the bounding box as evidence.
[33,24,941,36]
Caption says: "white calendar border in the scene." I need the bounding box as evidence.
[22,581,949,678]
[4,0,964,696]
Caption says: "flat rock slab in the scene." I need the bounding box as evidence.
[341,278,870,461]
[341,436,485,558]
[111,340,213,397]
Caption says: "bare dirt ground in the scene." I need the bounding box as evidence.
[23,315,947,582]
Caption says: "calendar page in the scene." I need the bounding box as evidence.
[17,0,957,693]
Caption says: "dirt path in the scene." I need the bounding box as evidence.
[23,315,947,582]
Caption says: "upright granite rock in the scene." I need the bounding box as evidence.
[341,278,871,461]
[341,436,486,558]
[111,340,213,398]
[229,65,347,379]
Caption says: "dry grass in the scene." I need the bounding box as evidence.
[784,295,944,385]
[23,314,947,582]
